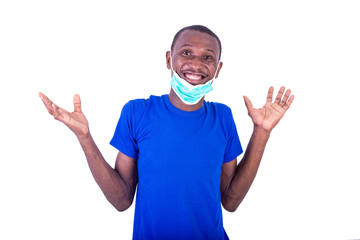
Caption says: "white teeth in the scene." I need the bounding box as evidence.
[185,73,202,80]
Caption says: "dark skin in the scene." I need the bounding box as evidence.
[166,30,223,112]
[39,29,294,212]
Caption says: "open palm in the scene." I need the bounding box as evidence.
[39,92,89,137]
[244,87,294,132]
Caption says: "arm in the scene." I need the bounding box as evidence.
[221,86,294,212]
[78,135,138,211]
[39,93,137,211]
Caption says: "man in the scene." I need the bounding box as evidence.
[39,25,294,239]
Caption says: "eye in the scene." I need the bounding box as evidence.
[204,55,214,61]
[182,51,191,56]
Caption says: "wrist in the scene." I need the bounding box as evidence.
[76,130,92,143]
[253,125,271,138]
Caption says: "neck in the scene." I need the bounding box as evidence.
[168,88,204,112]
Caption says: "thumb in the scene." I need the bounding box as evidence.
[73,94,82,112]
[243,96,254,112]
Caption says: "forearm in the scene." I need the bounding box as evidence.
[224,126,270,212]
[77,133,133,211]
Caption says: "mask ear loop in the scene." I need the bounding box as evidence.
[209,60,221,85]
[169,51,175,73]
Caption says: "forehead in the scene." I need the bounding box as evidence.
[173,30,220,56]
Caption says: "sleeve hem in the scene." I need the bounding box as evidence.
[223,149,243,163]
[110,140,138,159]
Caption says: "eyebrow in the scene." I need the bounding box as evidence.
[180,44,217,56]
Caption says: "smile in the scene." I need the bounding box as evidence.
[185,73,203,80]
[182,71,208,85]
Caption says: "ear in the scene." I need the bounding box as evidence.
[215,61,223,78]
[166,51,171,70]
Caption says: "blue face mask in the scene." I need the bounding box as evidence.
[170,56,220,105]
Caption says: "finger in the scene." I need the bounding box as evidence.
[283,95,295,111]
[51,103,64,121]
[243,96,254,112]
[266,86,274,103]
[73,94,82,113]
[280,89,291,107]
[274,86,285,104]
[39,92,54,115]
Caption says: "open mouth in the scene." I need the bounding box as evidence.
[183,72,207,85]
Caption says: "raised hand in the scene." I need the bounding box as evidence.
[243,86,294,132]
[39,92,89,137]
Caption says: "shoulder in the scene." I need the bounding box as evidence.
[122,95,164,117]
[205,101,237,129]
[206,101,233,116]
[127,95,163,105]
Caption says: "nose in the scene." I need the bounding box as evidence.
[186,56,205,72]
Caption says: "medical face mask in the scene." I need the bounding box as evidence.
[170,56,220,105]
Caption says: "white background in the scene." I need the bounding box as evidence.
[1,0,359,239]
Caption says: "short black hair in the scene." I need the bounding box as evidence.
[171,25,222,60]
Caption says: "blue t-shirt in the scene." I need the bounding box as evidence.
[110,95,243,240]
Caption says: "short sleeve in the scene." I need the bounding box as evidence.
[110,101,139,159]
[223,108,243,163]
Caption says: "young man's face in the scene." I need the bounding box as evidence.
[167,30,223,86]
